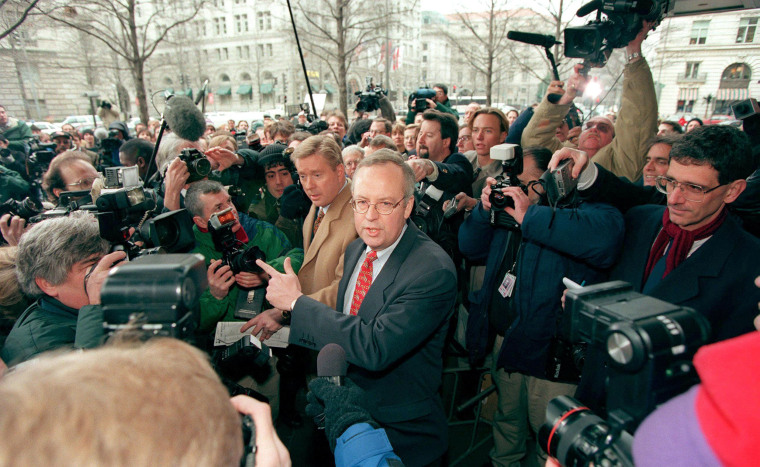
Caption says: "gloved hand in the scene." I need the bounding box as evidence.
[305,378,375,452]
[279,184,311,220]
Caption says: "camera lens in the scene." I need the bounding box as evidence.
[229,246,266,274]
[538,395,611,467]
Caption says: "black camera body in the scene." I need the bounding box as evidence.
[408,88,437,113]
[538,280,711,466]
[178,147,212,183]
[488,144,523,230]
[208,207,266,275]
[0,197,41,221]
[411,183,452,241]
[101,253,207,340]
[564,0,669,67]
[355,77,387,113]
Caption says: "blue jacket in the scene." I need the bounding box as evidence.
[459,201,624,376]
[334,423,402,467]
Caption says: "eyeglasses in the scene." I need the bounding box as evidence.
[66,176,98,189]
[654,176,725,202]
[457,135,471,142]
[583,121,614,134]
[350,198,405,215]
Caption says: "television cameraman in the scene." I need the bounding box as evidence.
[521,21,657,182]
[1,214,126,367]
[404,83,459,124]
[458,147,624,466]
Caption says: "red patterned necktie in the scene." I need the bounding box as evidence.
[312,210,325,237]
[349,250,378,316]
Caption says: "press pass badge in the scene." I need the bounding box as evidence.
[499,272,516,298]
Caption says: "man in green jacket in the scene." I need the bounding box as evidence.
[0,104,33,153]
[405,83,460,124]
[185,179,303,334]
[2,215,125,367]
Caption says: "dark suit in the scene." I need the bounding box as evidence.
[289,222,458,466]
[577,205,760,411]
[611,205,760,341]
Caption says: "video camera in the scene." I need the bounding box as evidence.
[538,280,710,466]
[95,166,195,259]
[408,87,437,113]
[488,144,523,230]
[208,207,266,275]
[355,76,388,113]
[564,0,670,67]
[411,184,451,241]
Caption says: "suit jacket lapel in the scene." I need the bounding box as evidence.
[302,205,317,255]
[358,222,419,321]
[650,214,740,304]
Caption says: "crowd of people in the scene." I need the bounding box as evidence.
[1,19,760,467]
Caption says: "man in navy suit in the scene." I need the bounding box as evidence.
[245,150,458,466]
[550,125,760,412]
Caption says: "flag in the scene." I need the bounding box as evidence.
[392,46,401,71]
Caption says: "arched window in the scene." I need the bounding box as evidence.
[720,63,751,87]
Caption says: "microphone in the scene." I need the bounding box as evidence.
[507,31,560,49]
[164,95,206,142]
[317,343,347,386]
[576,0,602,17]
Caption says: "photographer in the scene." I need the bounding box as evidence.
[458,147,624,466]
[0,337,291,466]
[185,180,303,334]
[118,138,156,182]
[521,22,657,182]
[41,150,100,204]
[1,214,126,367]
[404,84,459,124]
[0,104,33,153]
[248,143,302,248]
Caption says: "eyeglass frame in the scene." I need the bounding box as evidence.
[654,175,725,202]
[66,176,99,188]
[582,120,614,134]
[350,197,406,215]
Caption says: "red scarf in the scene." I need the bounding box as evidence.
[644,207,727,281]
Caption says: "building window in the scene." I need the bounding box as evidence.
[257,44,264,57]
[266,43,272,56]
[224,48,229,60]
[422,55,427,63]
[737,17,758,43]
[677,100,695,113]
[216,49,221,60]
[685,62,700,78]
[422,42,428,51]
[257,12,271,30]
[213,18,220,35]
[235,15,242,33]
[242,14,248,32]
[690,20,709,45]
[222,18,227,35]
[237,46,242,58]
[245,45,250,59]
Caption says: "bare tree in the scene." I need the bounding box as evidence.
[440,0,517,106]
[38,0,205,123]
[293,0,414,116]
[0,0,41,41]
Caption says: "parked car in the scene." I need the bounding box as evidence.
[29,121,60,135]
[59,115,102,128]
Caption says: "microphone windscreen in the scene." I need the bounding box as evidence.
[164,96,206,142]
[317,343,348,378]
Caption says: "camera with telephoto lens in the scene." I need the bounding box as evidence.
[564,0,669,67]
[26,139,57,179]
[488,144,523,230]
[355,76,388,113]
[208,207,266,274]
[538,280,711,467]
[178,147,212,183]
[0,197,42,221]
[408,87,437,113]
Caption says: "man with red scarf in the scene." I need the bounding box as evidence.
[550,125,760,414]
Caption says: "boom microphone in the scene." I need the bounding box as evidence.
[576,0,603,17]
[164,95,206,142]
[507,31,561,49]
[317,343,347,386]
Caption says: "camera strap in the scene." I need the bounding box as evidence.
[498,243,522,299]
